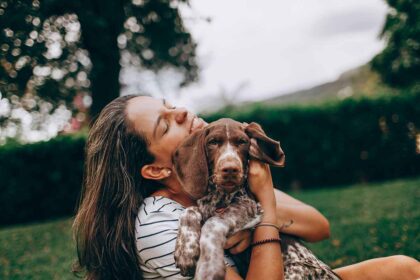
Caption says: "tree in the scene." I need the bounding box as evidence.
[0,0,198,121]
[371,0,420,88]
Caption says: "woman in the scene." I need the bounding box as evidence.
[73,94,419,279]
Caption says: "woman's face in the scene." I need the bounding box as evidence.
[126,96,207,167]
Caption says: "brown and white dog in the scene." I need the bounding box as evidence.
[172,118,340,280]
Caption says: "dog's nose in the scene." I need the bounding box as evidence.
[221,163,240,175]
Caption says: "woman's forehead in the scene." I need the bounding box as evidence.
[126,96,162,135]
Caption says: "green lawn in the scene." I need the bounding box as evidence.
[1,177,419,279]
[294,177,420,268]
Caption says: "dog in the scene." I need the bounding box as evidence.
[172,118,340,280]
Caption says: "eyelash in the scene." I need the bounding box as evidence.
[163,106,176,134]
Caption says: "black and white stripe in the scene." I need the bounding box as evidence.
[136,196,234,279]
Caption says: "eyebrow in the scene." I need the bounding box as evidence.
[153,98,166,139]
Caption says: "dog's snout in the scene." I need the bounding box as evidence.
[221,163,240,175]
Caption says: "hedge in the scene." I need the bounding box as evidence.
[0,135,85,226]
[204,92,420,190]
[0,93,419,225]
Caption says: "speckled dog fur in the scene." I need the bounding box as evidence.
[173,119,340,280]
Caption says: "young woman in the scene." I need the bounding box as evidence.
[73,94,419,279]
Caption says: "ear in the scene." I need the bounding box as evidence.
[141,165,170,180]
[172,129,208,199]
[245,122,285,167]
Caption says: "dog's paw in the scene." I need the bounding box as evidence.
[195,258,226,280]
[174,235,200,276]
[174,247,198,276]
[242,212,262,230]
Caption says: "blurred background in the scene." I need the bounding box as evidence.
[0,0,419,278]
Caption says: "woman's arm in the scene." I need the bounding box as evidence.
[245,160,284,280]
[274,189,330,242]
[224,190,331,255]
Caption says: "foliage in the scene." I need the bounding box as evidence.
[1,92,419,225]
[0,134,85,225]
[0,0,198,120]
[0,93,73,144]
[371,0,420,88]
[0,177,419,278]
[205,91,420,190]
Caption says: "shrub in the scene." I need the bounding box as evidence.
[204,92,420,190]
[1,92,419,225]
[0,135,85,226]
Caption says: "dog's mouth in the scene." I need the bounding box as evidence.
[220,181,236,189]
[213,174,246,193]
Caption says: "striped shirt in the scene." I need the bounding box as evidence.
[135,196,235,279]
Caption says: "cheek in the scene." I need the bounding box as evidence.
[168,130,190,151]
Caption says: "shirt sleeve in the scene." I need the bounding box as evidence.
[136,198,192,279]
[135,197,236,279]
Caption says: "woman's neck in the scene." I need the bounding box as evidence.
[152,177,196,207]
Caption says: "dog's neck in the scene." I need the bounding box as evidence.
[196,183,248,221]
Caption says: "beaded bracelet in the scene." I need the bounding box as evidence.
[251,238,281,247]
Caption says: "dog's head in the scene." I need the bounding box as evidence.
[172,118,285,200]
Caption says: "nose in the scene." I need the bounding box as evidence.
[221,162,240,175]
[175,108,188,124]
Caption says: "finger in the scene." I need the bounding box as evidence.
[229,237,251,254]
[224,230,249,249]
[249,145,258,156]
[224,232,242,249]
[248,160,265,174]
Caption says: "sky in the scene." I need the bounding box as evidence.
[121,0,388,112]
[1,0,389,143]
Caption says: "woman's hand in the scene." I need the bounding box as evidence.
[247,158,275,201]
[247,158,277,223]
[224,229,252,254]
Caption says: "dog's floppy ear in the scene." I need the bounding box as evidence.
[245,122,285,167]
[172,129,208,199]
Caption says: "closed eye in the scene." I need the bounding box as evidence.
[162,102,176,134]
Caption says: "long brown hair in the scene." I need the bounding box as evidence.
[73,95,155,279]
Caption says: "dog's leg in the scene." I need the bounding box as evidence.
[229,196,263,234]
[240,201,263,230]
[174,206,202,276]
[195,216,230,280]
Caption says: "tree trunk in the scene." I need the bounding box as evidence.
[78,0,126,121]
[88,48,121,120]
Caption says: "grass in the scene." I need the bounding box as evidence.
[0,177,419,279]
[293,177,420,268]
[0,218,74,280]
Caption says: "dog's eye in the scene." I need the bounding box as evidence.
[207,138,221,146]
[237,138,249,145]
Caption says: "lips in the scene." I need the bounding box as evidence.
[189,116,207,134]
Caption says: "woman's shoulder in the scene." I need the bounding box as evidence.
[135,196,185,241]
[135,196,186,275]
[138,196,185,221]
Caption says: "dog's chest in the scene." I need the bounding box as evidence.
[197,188,247,221]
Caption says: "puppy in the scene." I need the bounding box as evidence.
[173,118,340,280]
